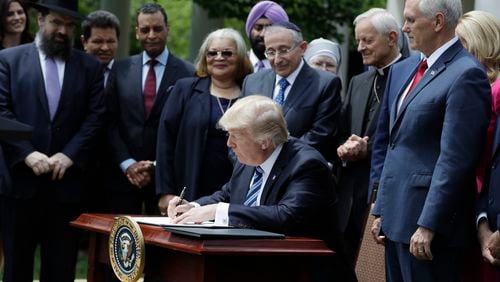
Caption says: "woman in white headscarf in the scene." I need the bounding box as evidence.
[304,37,341,74]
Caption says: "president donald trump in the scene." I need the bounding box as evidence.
[370,0,491,280]
[167,95,356,281]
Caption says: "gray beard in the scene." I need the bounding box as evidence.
[37,31,73,60]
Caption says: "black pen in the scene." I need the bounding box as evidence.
[176,186,187,216]
[177,186,187,206]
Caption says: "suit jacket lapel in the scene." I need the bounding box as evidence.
[235,166,257,204]
[283,63,313,116]
[28,44,50,118]
[393,41,463,131]
[57,53,79,121]
[131,55,146,121]
[260,142,290,203]
[492,115,500,162]
[388,56,422,132]
[395,63,445,120]
[153,54,177,111]
[262,73,275,99]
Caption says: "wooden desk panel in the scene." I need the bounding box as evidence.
[71,213,335,282]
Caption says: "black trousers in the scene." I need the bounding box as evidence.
[1,190,82,282]
[108,167,159,215]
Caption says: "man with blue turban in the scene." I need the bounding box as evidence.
[245,1,288,72]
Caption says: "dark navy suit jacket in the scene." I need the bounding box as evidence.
[0,43,105,202]
[107,52,195,165]
[241,62,341,159]
[478,114,500,230]
[156,77,232,201]
[371,41,491,246]
[195,138,338,244]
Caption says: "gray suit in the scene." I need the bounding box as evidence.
[241,61,341,159]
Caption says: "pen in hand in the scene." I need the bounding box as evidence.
[175,186,187,217]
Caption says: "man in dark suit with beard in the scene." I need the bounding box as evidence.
[0,0,105,281]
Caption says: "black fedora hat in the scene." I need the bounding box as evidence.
[28,0,83,20]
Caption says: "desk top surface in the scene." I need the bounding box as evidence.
[71,213,335,256]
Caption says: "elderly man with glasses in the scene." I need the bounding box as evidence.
[241,21,342,160]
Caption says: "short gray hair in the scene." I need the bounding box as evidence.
[419,0,462,29]
[354,8,400,37]
[218,96,289,146]
[264,25,303,44]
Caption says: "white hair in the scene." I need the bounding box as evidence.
[419,0,462,29]
[354,8,400,37]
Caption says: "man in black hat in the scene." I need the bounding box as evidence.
[0,0,104,281]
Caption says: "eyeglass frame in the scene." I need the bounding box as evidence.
[206,50,235,59]
[264,42,302,59]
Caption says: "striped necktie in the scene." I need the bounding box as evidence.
[244,166,264,207]
[144,59,157,118]
[275,78,289,105]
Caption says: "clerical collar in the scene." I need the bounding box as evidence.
[375,53,403,75]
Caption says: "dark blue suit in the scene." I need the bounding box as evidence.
[106,52,194,214]
[478,114,500,231]
[196,138,336,239]
[156,77,232,201]
[195,138,356,281]
[371,41,491,280]
[241,62,341,160]
[0,43,105,281]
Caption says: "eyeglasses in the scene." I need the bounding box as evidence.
[206,50,234,59]
[265,42,300,58]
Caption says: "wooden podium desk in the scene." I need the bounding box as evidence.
[71,213,335,282]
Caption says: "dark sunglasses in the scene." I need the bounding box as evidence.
[206,50,234,59]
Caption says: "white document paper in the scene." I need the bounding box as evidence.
[131,216,226,228]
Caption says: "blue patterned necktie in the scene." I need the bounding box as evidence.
[275,78,289,105]
[244,166,264,207]
[45,57,61,120]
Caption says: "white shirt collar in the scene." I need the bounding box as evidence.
[106,59,114,70]
[142,48,169,66]
[375,53,402,75]
[258,143,284,176]
[424,37,459,69]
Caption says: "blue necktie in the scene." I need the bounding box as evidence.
[244,166,264,207]
[45,57,61,120]
[275,78,289,105]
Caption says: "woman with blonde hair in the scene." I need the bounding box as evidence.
[456,10,500,282]
[456,11,500,191]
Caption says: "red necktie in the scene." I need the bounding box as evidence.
[406,59,428,97]
[144,59,157,118]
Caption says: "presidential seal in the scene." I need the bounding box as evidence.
[109,216,145,282]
